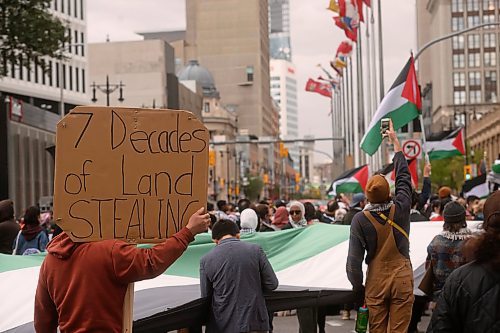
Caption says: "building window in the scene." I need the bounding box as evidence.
[468,52,480,67]
[469,89,481,103]
[453,54,465,68]
[75,67,79,92]
[61,0,64,13]
[467,0,479,11]
[81,32,85,56]
[483,14,496,28]
[484,51,497,66]
[34,61,39,83]
[452,0,464,12]
[55,63,59,87]
[246,66,254,82]
[468,71,481,86]
[80,0,84,19]
[454,72,466,87]
[74,30,78,55]
[69,65,73,90]
[482,0,496,10]
[204,102,210,113]
[467,15,480,28]
[452,36,465,49]
[67,0,71,16]
[82,68,85,93]
[19,58,23,80]
[483,33,496,48]
[454,91,466,104]
[467,34,480,49]
[452,17,464,31]
[54,0,58,11]
[62,64,66,89]
[485,70,498,102]
[74,0,78,17]
[47,61,52,86]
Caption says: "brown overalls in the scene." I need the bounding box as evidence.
[363,205,414,333]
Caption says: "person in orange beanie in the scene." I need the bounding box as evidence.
[347,119,414,333]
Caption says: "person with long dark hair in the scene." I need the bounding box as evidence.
[427,190,500,332]
[12,206,48,255]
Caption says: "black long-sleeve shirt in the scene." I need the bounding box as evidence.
[346,151,412,290]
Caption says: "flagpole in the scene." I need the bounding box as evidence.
[364,5,372,171]
[341,76,347,170]
[377,0,385,101]
[345,59,351,159]
[349,57,355,161]
[356,28,365,166]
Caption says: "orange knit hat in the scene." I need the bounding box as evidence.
[438,186,452,199]
[365,175,390,204]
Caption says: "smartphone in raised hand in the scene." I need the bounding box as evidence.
[380,118,391,138]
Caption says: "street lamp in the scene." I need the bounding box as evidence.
[91,75,125,106]
[58,43,85,119]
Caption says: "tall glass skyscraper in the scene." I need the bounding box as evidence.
[269,0,292,61]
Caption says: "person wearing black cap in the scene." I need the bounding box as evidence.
[425,201,471,300]
[0,199,20,254]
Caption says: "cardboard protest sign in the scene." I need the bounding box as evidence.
[53,106,209,243]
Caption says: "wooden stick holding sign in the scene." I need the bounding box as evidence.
[122,284,134,333]
[53,106,209,332]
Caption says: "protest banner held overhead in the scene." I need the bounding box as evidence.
[53,106,209,243]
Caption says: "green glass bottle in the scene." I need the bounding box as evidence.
[355,305,369,333]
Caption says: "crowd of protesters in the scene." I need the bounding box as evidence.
[1,161,499,332]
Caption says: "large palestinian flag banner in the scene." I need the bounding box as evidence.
[424,127,465,160]
[360,56,421,155]
[327,165,368,196]
[0,222,482,332]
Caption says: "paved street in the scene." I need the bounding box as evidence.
[272,313,431,333]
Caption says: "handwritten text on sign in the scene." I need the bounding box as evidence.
[53,107,209,243]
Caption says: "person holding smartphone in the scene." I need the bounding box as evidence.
[346,119,414,333]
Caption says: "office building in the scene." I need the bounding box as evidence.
[270,60,299,166]
[269,0,292,61]
[0,0,89,214]
[417,0,499,137]
[88,40,202,117]
[185,0,277,138]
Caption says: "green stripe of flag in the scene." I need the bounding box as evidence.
[0,224,351,278]
[360,102,420,155]
[427,149,463,160]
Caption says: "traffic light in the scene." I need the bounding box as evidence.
[209,150,216,167]
[263,174,269,184]
[295,173,301,183]
[464,165,472,180]
[279,142,286,158]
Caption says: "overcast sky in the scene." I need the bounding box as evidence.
[87,0,416,163]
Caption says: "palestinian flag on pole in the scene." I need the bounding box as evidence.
[360,56,421,155]
[327,165,368,196]
[424,128,465,160]
[462,174,489,198]
[378,158,419,189]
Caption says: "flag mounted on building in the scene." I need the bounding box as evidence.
[462,174,489,199]
[424,127,465,160]
[305,78,332,98]
[327,165,368,196]
[378,158,419,189]
[360,56,421,155]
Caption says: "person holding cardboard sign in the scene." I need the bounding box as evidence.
[34,207,210,333]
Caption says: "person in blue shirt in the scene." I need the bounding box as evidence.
[13,206,48,255]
